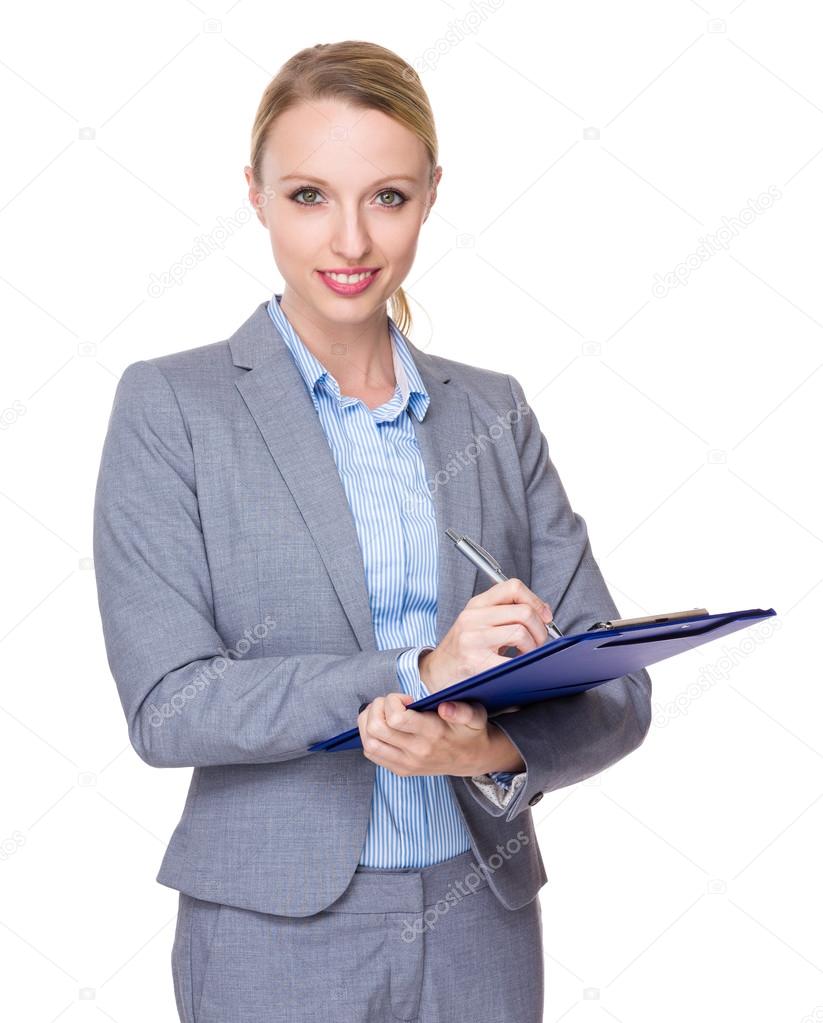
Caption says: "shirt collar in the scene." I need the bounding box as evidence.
[266,293,430,422]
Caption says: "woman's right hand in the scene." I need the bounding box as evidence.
[418,578,556,693]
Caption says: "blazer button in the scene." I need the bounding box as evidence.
[528,792,543,806]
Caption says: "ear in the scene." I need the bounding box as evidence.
[422,164,443,224]
[244,165,268,227]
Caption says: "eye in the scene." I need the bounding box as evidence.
[290,187,324,206]
[375,189,407,208]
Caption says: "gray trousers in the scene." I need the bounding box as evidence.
[171,848,544,1022]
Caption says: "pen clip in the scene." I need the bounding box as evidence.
[459,535,504,575]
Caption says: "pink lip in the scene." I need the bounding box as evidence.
[317,268,381,296]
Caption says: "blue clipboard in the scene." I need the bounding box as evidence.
[307,605,776,753]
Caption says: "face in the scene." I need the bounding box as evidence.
[245,97,441,337]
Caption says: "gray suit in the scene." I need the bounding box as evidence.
[93,301,652,918]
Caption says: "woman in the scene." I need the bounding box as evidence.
[93,40,652,1023]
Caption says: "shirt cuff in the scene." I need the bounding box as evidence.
[470,771,527,809]
[395,646,436,702]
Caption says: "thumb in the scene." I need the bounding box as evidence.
[438,700,486,728]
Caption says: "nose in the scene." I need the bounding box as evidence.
[329,203,373,262]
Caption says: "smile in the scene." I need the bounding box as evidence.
[317,268,381,296]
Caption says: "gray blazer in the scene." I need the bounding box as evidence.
[93,301,652,916]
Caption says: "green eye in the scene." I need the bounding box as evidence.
[291,188,321,205]
[377,190,406,207]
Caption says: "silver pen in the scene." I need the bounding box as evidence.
[445,528,563,641]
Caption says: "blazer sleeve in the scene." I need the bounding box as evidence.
[93,360,409,769]
[459,373,653,822]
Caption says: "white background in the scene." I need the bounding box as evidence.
[1,1,820,1020]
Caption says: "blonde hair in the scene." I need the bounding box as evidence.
[249,40,438,337]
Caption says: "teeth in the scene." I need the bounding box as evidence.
[324,271,375,284]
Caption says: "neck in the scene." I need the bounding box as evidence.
[279,289,395,392]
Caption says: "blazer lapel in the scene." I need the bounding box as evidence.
[229,302,481,652]
[408,360,481,645]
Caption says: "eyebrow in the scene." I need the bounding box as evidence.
[278,173,419,187]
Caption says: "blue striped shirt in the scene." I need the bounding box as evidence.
[267,293,516,868]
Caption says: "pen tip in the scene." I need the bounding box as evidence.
[445,528,461,543]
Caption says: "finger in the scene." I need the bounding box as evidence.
[463,601,551,648]
[467,580,555,642]
[361,733,413,772]
[367,693,420,746]
[473,621,544,659]
[381,692,422,735]
[466,577,551,622]
[359,696,392,743]
[360,693,413,714]
[438,699,487,730]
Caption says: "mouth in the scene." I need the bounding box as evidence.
[316,268,381,296]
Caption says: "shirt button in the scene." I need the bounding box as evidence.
[528,792,543,806]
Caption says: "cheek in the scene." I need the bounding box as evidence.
[384,229,420,271]
[268,218,318,263]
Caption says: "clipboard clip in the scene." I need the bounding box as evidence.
[586,608,709,631]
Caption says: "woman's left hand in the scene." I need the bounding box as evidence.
[357,693,496,777]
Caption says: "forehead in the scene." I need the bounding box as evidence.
[261,98,429,184]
